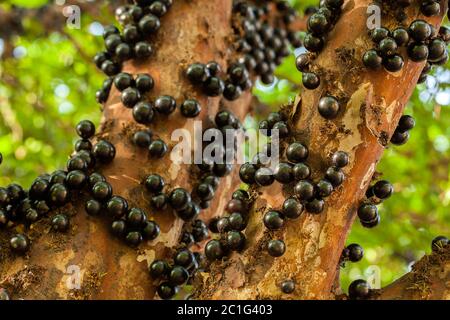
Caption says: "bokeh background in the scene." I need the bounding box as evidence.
[0,0,449,292]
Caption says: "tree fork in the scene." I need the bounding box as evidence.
[0,0,251,300]
[196,0,448,299]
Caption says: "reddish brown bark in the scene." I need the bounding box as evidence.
[0,0,448,300]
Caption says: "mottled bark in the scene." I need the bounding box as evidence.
[197,0,448,300]
[0,0,251,300]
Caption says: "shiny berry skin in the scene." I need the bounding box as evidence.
[397,115,415,132]
[157,282,177,300]
[75,139,92,152]
[155,95,176,115]
[228,63,249,85]
[407,42,429,62]
[373,180,393,199]
[203,175,220,191]
[151,193,168,210]
[215,110,234,127]
[103,25,119,39]
[420,1,440,17]
[92,181,113,202]
[67,156,87,172]
[132,130,152,148]
[304,33,324,52]
[428,38,446,62]
[267,112,284,127]
[318,96,340,119]
[76,120,95,139]
[120,87,141,108]
[123,25,140,43]
[302,72,320,90]
[214,216,229,232]
[180,99,201,118]
[174,249,195,268]
[169,266,189,285]
[104,34,122,53]
[111,220,126,237]
[307,13,329,36]
[370,27,390,43]
[93,140,116,163]
[281,280,295,294]
[223,83,242,101]
[274,162,293,184]
[362,50,382,70]
[148,139,168,158]
[192,220,209,242]
[7,183,25,204]
[94,51,109,68]
[409,20,432,42]
[133,102,155,124]
[295,53,310,72]
[358,204,378,222]
[227,231,245,250]
[186,63,210,83]
[383,54,404,72]
[149,1,167,17]
[10,234,30,253]
[114,73,133,92]
[134,41,153,58]
[282,197,303,219]
[292,163,311,181]
[263,210,284,230]
[51,214,69,232]
[392,27,409,46]
[145,174,165,193]
[138,14,160,33]
[305,198,325,214]
[149,260,169,278]
[88,172,106,187]
[206,61,221,76]
[195,183,214,201]
[239,163,257,184]
[177,202,200,221]
[332,151,349,167]
[255,167,274,186]
[267,239,286,257]
[48,183,69,206]
[348,279,370,300]
[316,179,333,197]
[169,188,191,211]
[226,199,246,214]
[229,212,246,231]
[106,196,128,218]
[203,76,225,96]
[135,73,154,93]
[439,26,450,43]
[205,239,223,260]
[29,178,50,200]
[126,207,146,229]
[65,170,87,189]
[378,37,397,57]
[142,221,160,240]
[294,180,315,201]
[49,171,66,185]
[390,129,409,145]
[431,236,449,252]
[347,243,364,262]
[232,189,250,202]
[85,199,102,216]
[272,121,289,138]
[361,214,380,228]
[101,60,120,76]
[125,231,143,247]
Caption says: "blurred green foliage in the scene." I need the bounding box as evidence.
[0,0,449,294]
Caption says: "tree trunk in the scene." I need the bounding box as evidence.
[0,0,448,300]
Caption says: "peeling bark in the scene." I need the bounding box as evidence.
[197,0,448,300]
[0,0,251,300]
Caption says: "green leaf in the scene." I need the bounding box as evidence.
[9,0,48,8]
